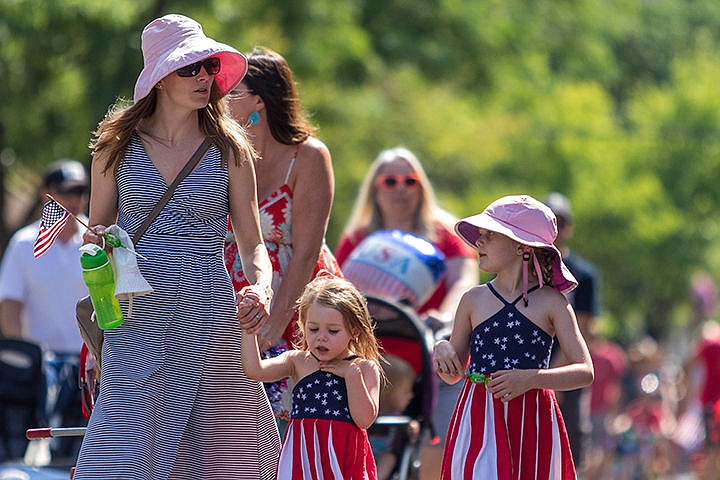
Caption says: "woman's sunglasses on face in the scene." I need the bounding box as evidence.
[176,57,221,77]
[375,173,421,189]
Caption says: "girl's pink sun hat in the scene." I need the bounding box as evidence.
[133,14,247,103]
[455,195,577,296]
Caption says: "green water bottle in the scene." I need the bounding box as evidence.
[79,244,124,330]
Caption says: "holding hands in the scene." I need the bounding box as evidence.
[236,284,272,333]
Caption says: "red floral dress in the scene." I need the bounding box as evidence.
[224,151,342,418]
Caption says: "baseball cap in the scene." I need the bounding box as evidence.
[543,192,573,222]
[43,159,89,194]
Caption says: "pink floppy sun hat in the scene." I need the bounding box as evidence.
[133,14,247,103]
[455,194,577,303]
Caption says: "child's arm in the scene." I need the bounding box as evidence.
[240,330,295,383]
[489,295,594,401]
[320,358,380,429]
[433,288,475,384]
[540,299,594,390]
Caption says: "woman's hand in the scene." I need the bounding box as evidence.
[236,284,270,333]
[82,225,110,250]
[256,310,288,353]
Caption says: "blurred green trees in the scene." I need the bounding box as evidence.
[2,0,720,341]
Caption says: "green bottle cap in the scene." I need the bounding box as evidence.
[79,244,109,269]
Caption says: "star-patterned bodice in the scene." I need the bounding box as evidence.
[467,283,554,376]
[290,370,353,423]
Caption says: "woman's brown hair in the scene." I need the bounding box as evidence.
[242,47,316,146]
[90,84,254,173]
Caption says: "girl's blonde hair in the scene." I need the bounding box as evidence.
[89,84,255,173]
[295,276,381,369]
[342,147,457,244]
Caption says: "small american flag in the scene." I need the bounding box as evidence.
[34,199,70,258]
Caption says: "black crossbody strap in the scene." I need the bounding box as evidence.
[132,137,212,245]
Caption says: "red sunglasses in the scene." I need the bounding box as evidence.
[375,173,421,189]
[176,58,221,77]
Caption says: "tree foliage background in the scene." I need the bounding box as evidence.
[2,0,720,343]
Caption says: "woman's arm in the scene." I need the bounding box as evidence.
[228,152,273,330]
[240,329,295,382]
[83,152,118,245]
[258,139,333,347]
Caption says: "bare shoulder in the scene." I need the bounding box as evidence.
[533,285,570,306]
[91,148,114,175]
[297,136,331,165]
[355,357,378,370]
[523,286,572,335]
[286,350,312,378]
[301,136,329,154]
[460,284,501,326]
[356,357,380,379]
[461,283,493,305]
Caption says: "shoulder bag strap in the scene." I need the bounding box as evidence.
[132,137,213,245]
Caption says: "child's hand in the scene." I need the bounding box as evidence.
[433,340,463,376]
[488,369,535,402]
[236,286,269,333]
[318,357,364,380]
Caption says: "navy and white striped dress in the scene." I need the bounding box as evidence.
[74,135,281,479]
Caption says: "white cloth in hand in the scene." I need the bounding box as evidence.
[106,225,153,316]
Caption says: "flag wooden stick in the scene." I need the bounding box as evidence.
[45,194,148,261]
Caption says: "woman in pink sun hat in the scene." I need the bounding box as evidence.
[74,14,280,479]
[433,194,594,479]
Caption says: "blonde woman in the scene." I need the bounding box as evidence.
[336,147,478,478]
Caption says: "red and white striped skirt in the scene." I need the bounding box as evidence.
[441,380,576,479]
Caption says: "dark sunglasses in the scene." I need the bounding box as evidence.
[176,57,221,78]
[375,174,421,189]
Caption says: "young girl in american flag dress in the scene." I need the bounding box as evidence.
[241,275,381,479]
[433,195,594,480]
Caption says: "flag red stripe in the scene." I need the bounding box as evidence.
[33,212,69,257]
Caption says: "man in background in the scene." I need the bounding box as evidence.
[0,159,89,465]
[544,192,601,470]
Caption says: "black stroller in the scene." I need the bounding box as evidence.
[366,295,436,480]
[0,338,46,463]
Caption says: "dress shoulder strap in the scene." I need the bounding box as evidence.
[486,282,540,306]
[283,142,303,184]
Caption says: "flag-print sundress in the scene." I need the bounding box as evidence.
[73,136,280,479]
[224,145,342,418]
[278,368,378,479]
[441,283,576,480]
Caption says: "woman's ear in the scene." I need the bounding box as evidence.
[254,94,265,111]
